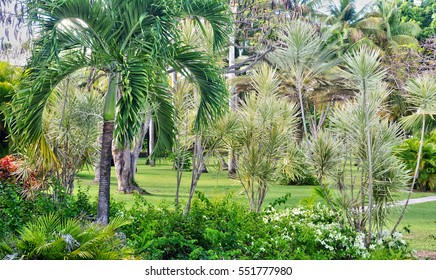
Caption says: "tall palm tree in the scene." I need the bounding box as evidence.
[327,0,371,51]
[11,0,230,225]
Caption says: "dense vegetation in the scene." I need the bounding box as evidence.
[0,0,435,260]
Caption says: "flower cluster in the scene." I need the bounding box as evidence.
[0,155,17,180]
[264,204,369,259]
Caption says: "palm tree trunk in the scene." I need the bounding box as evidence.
[97,72,117,225]
[93,135,102,183]
[97,120,114,225]
[227,1,238,177]
[392,115,426,233]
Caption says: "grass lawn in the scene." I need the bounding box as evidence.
[76,158,436,252]
[76,158,317,208]
[388,202,436,252]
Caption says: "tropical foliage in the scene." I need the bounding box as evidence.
[0,0,433,261]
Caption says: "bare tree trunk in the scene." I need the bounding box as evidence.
[97,121,114,225]
[297,80,308,141]
[112,142,131,193]
[227,2,238,177]
[148,118,155,166]
[112,123,150,195]
[130,116,150,182]
[363,80,374,246]
[184,136,204,215]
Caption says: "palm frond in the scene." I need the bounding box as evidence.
[179,0,230,51]
[11,50,91,168]
[171,45,228,132]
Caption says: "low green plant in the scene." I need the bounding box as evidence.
[123,192,413,260]
[395,130,436,191]
[2,213,133,260]
[0,181,95,240]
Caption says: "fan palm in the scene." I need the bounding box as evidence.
[10,0,230,224]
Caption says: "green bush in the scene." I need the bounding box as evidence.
[1,214,133,260]
[124,192,413,260]
[395,131,436,191]
[0,181,95,240]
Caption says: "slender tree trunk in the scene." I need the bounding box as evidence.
[297,80,308,141]
[97,72,118,225]
[227,2,238,177]
[97,120,114,225]
[148,118,155,166]
[184,136,204,215]
[392,116,426,233]
[363,81,374,246]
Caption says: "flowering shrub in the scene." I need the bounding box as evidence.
[0,155,17,180]
[0,155,43,196]
[124,194,413,260]
[259,204,369,259]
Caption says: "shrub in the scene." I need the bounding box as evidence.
[0,181,95,240]
[1,214,133,260]
[395,131,436,191]
[124,192,413,260]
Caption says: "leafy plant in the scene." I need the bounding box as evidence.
[395,131,436,191]
[6,214,133,260]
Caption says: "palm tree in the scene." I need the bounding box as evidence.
[327,0,370,51]
[356,0,421,53]
[11,0,230,225]
[392,74,436,232]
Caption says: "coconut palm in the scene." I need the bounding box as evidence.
[327,0,371,51]
[392,74,436,232]
[356,0,421,53]
[10,0,230,224]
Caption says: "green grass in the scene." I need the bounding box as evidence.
[388,202,436,251]
[76,158,316,208]
[76,158,436,251]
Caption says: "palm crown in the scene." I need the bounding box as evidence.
[13,0,230,155]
